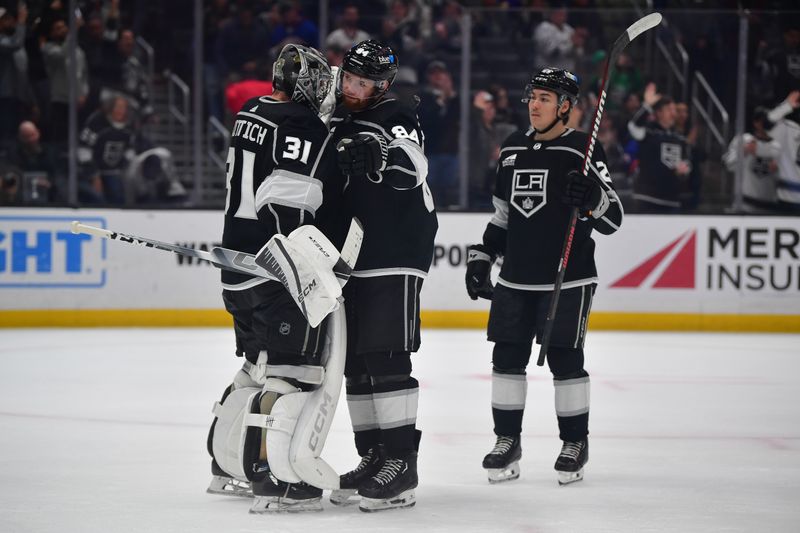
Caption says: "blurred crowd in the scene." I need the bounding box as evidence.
[1,0,799,214]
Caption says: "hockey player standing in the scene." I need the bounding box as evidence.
[465,68,623,486]
[206,44,341,512]
[327,40,438,512]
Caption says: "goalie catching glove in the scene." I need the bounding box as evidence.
[336,132,388,176]
[562,170,610,218]
[465,244,495,301]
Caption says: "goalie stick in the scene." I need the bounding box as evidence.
[70,219,364,328]
[537,12,662,367]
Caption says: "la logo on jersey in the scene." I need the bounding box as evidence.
[511,169,548,218]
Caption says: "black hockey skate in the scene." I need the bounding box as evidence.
[249,467,323,513]
[206,458,253,498]
[358,452,418,512]
[554,439,588,485]
[329,445,386,506]
[482,435,521,483]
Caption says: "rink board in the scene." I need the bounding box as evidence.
[1,208,798,331]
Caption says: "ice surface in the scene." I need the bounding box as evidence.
[1,328,798,532]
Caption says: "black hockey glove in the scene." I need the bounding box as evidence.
[336,132,388,177]
[562,170,609,218]
[465,244,495,301]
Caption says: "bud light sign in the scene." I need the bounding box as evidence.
[0,215,106,288]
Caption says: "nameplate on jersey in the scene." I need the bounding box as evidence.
[510,169,548,218]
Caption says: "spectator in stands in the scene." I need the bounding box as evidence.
[618,90,642,145]
[98,29,151,117]
[598,115,633,203]
[607,52,644,112]
[80,8,122,119]
[674,101,704,210]
[532,5,586,73]
[417,60,459,207]
[78,95,136,204]
[270,2,319,49]
[767,90,800,212]
[0,166,22,205]
[41,16,89,144]
[468,90,515,209]
[203,0,231,121]
[381,0,421,69]
[215,2,270,84]
[224,63,273,115]
[428,0,462,56]
[325,43,346,67]
[9,120,61,202]
[325,3,370,51]
[766,25,800,98]
[627,83,692,213]
[0,3,28,145]
[723,106,781,214]
[489,83,526,131]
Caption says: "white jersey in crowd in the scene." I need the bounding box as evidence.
[722,133,781,212]
[767,100,800,208]
[533,20,580,72]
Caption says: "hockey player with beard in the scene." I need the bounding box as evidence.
[326,40,437,512]
[465,68,623,486]
[205,44,344,513]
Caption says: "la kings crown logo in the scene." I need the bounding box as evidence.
[511,169,548,217]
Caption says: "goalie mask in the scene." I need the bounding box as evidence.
[338,40,398,108]
[273,44,333,113]
[523,67,580,131]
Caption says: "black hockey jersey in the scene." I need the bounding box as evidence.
[628,105,690,208]
[221,96,340,289]
[78,111,136,174]
[330,98,438,277]
[482,128,623,290]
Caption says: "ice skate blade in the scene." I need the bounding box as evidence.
[329,488,360,506]
[557,468,584,486]
[206,475,253,498]
[487,461,520,484]
[249,496,323,513]
[358,489,416,512]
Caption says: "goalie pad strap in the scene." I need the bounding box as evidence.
[243,413,296,434]
[265,364,325,385]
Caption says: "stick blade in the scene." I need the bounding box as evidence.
[626,12,662,41]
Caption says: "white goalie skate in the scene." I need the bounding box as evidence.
[206,475,253,498]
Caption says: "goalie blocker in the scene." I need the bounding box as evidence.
[208,304,347,506]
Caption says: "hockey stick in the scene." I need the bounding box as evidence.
[71,218,364,328]
[536,12,662,367]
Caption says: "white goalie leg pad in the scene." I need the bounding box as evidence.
[287,305,346,489]
[210,386,262,482]
[239,307,347,489]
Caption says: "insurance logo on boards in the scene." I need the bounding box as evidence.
[0,215,107,288]
[609,226,800,293]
